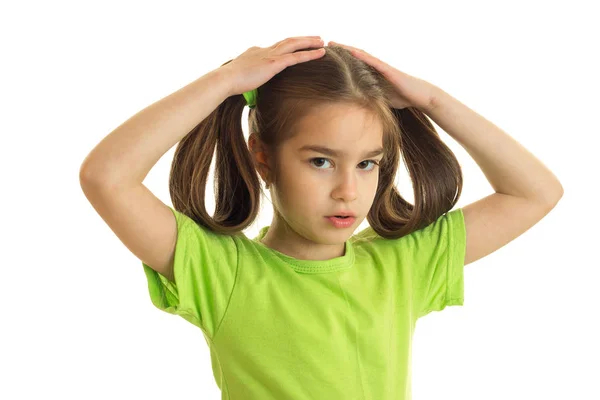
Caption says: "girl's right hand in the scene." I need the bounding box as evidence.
[220,36,326,97]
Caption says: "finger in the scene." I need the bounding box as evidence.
[273,36,322,48]
[284,48,326,66]
[273,37,324,55]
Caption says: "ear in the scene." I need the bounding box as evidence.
[248,133,272,182]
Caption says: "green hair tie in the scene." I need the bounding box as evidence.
[243,88,258,109]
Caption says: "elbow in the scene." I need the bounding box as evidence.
[79,159,114,188]
[540,183,564,210]
[79,158,104,187]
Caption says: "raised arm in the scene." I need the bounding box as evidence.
[79,68,233,187]
[79,68,233,281]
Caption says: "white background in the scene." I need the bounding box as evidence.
[1,0,597,399]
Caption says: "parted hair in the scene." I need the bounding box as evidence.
[168,45,462,239]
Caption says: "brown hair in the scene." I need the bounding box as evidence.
[168,45,462,239]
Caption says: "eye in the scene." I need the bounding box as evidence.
[309,158,333,169]
[358,160,380,171]
[309,158,380,171]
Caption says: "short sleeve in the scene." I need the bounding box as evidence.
[409,208,466,319]
[142,206,239,338]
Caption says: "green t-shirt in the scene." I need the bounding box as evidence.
[142,206,466,400]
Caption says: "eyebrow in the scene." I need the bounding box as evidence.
[299,145,385,158]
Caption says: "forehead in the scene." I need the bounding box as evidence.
[290,103,383,148]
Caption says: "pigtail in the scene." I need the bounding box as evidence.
[168,88,262,235]
[367,106,463,239]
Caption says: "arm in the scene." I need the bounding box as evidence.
[426,88,564,265]
[79,67,233,281]
[79,68,233,187]
[428,88,564,204]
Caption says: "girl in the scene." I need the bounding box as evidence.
[80,36,563,399]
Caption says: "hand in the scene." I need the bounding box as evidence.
[328,41,440,112]
[220,36,326,97]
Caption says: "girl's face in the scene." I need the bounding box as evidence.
[256,103,385,260]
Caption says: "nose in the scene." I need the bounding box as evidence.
[331,170,358,202]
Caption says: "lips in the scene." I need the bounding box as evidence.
[326,215,356,228]
[328,212,356,217]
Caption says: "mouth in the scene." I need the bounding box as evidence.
[326,212,356,218]
[325,215,357,220]
[325,215,357,227]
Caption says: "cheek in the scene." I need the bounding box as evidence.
[280,161,317,190]
[367,174,379,195]
[278,173,324,212]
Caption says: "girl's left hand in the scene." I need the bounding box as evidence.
[328,41,440,112]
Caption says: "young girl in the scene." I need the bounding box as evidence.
[80,36,563,399]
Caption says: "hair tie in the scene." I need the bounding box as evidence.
[243,89,258,109]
